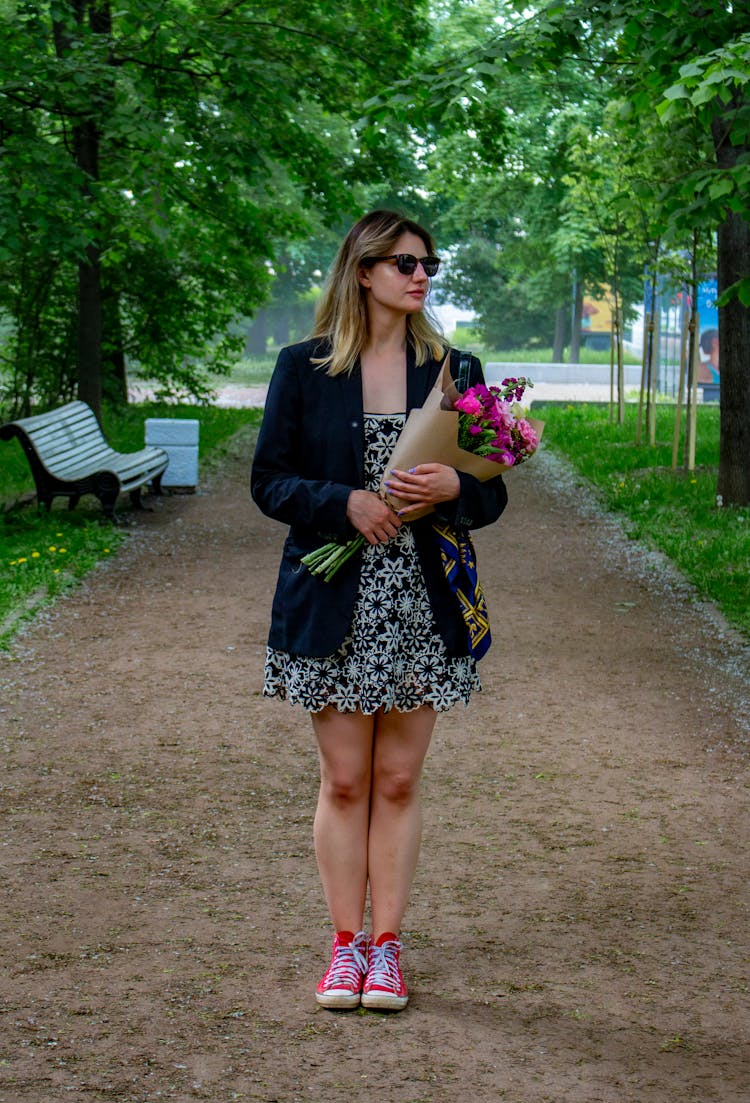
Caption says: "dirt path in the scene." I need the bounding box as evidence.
[1,429,748,1103]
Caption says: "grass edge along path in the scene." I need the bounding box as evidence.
[533,401,749,640]
[0,404,263,649]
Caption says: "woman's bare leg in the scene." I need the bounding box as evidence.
[311,707,374,933]
[367,705,437,937]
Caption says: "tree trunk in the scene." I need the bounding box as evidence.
[272,308,290,347]
[552,304,566,362]
[569,284,583,363]
[712,105,750,507]
[74,116,103,421]
[77,243,103,420]
[102,284,129,404]
[245,311,269,356]
[53,2,112,422]
[715,210,750,506]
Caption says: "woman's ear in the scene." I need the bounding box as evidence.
[358,266,371,288]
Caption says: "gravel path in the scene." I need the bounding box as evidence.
[1,428,748,1103]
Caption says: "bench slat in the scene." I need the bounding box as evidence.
[38,441,116,475]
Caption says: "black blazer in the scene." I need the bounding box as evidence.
[250,338,508,657]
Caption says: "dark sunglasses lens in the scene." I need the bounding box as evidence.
[395,254,418,275]
[395,254,440,276]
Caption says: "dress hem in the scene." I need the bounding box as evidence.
[262,685,479,716]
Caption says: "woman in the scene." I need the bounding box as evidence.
[251,210,508,1011]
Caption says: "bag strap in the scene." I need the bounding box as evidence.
[449,348,473,394]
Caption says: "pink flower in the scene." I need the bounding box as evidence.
[455,393,484,417]
[495,449,516,466]
[517,419,539,450]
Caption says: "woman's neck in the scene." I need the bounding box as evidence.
[365,298,409,349]
[360,326,408,414]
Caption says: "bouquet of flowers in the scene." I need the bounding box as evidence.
[302,359,542,581]
[454,377,538,466]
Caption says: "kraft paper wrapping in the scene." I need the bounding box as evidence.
[379,355,544,521]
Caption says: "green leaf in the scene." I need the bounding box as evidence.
[707,176,734,199]
[679,61,706,78]
[663,83,690,101]
[716,277,750,308]
[692,84,720,106]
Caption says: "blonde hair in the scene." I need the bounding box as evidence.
[310,209,446,376]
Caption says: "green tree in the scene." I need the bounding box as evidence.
[425,73,620,358]
[365,0,750,504]
[518,1,750,502]
[656,29,750,504]
[366,3,641,367]
[0,0,426,418]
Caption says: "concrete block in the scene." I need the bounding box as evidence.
[145,418,199,487]
[145,418,200,446]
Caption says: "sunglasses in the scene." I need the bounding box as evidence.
[364,253,441,277]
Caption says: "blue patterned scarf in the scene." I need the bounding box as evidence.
[433,521,492,659]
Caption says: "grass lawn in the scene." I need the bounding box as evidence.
[533,401,749,639]
[0,402,262,647]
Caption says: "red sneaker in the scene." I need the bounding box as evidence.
[315,930,368,1009]
[361,932,408,1011]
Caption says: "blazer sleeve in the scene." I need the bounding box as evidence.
[250,345,354,538]
[433,353,509,530]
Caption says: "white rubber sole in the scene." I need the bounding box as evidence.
[315,988,361,1010]
[360,990,408,1011]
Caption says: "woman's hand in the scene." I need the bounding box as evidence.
[346,489,402,545]
[385,463,460,516]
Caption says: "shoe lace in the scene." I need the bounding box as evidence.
[367,939,401,989]
[326,932,368,987]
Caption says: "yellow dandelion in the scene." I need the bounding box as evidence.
[53,568,60,575]
[49,546,57,552]
[103,548,110,554]
[31,551,40,558]
[17,557,27,564]
[58,547,67,554]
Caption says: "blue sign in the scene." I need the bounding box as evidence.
[696,279,719,385]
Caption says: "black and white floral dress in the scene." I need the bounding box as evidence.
[263,413,481,715]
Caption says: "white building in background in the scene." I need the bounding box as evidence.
[431,303,476,337]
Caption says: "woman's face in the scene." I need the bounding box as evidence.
[358,230,433,317]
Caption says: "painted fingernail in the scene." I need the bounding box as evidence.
[408,467,416,474]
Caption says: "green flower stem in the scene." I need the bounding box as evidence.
[301,534,365,582]
[323,535,364,581]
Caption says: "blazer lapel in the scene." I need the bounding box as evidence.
[337,362,366,485]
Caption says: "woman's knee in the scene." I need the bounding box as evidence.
[320,767,371,807]
[372,766,420,806]
[313,708,374,808]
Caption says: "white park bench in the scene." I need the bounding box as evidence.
[0,400,168,521]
